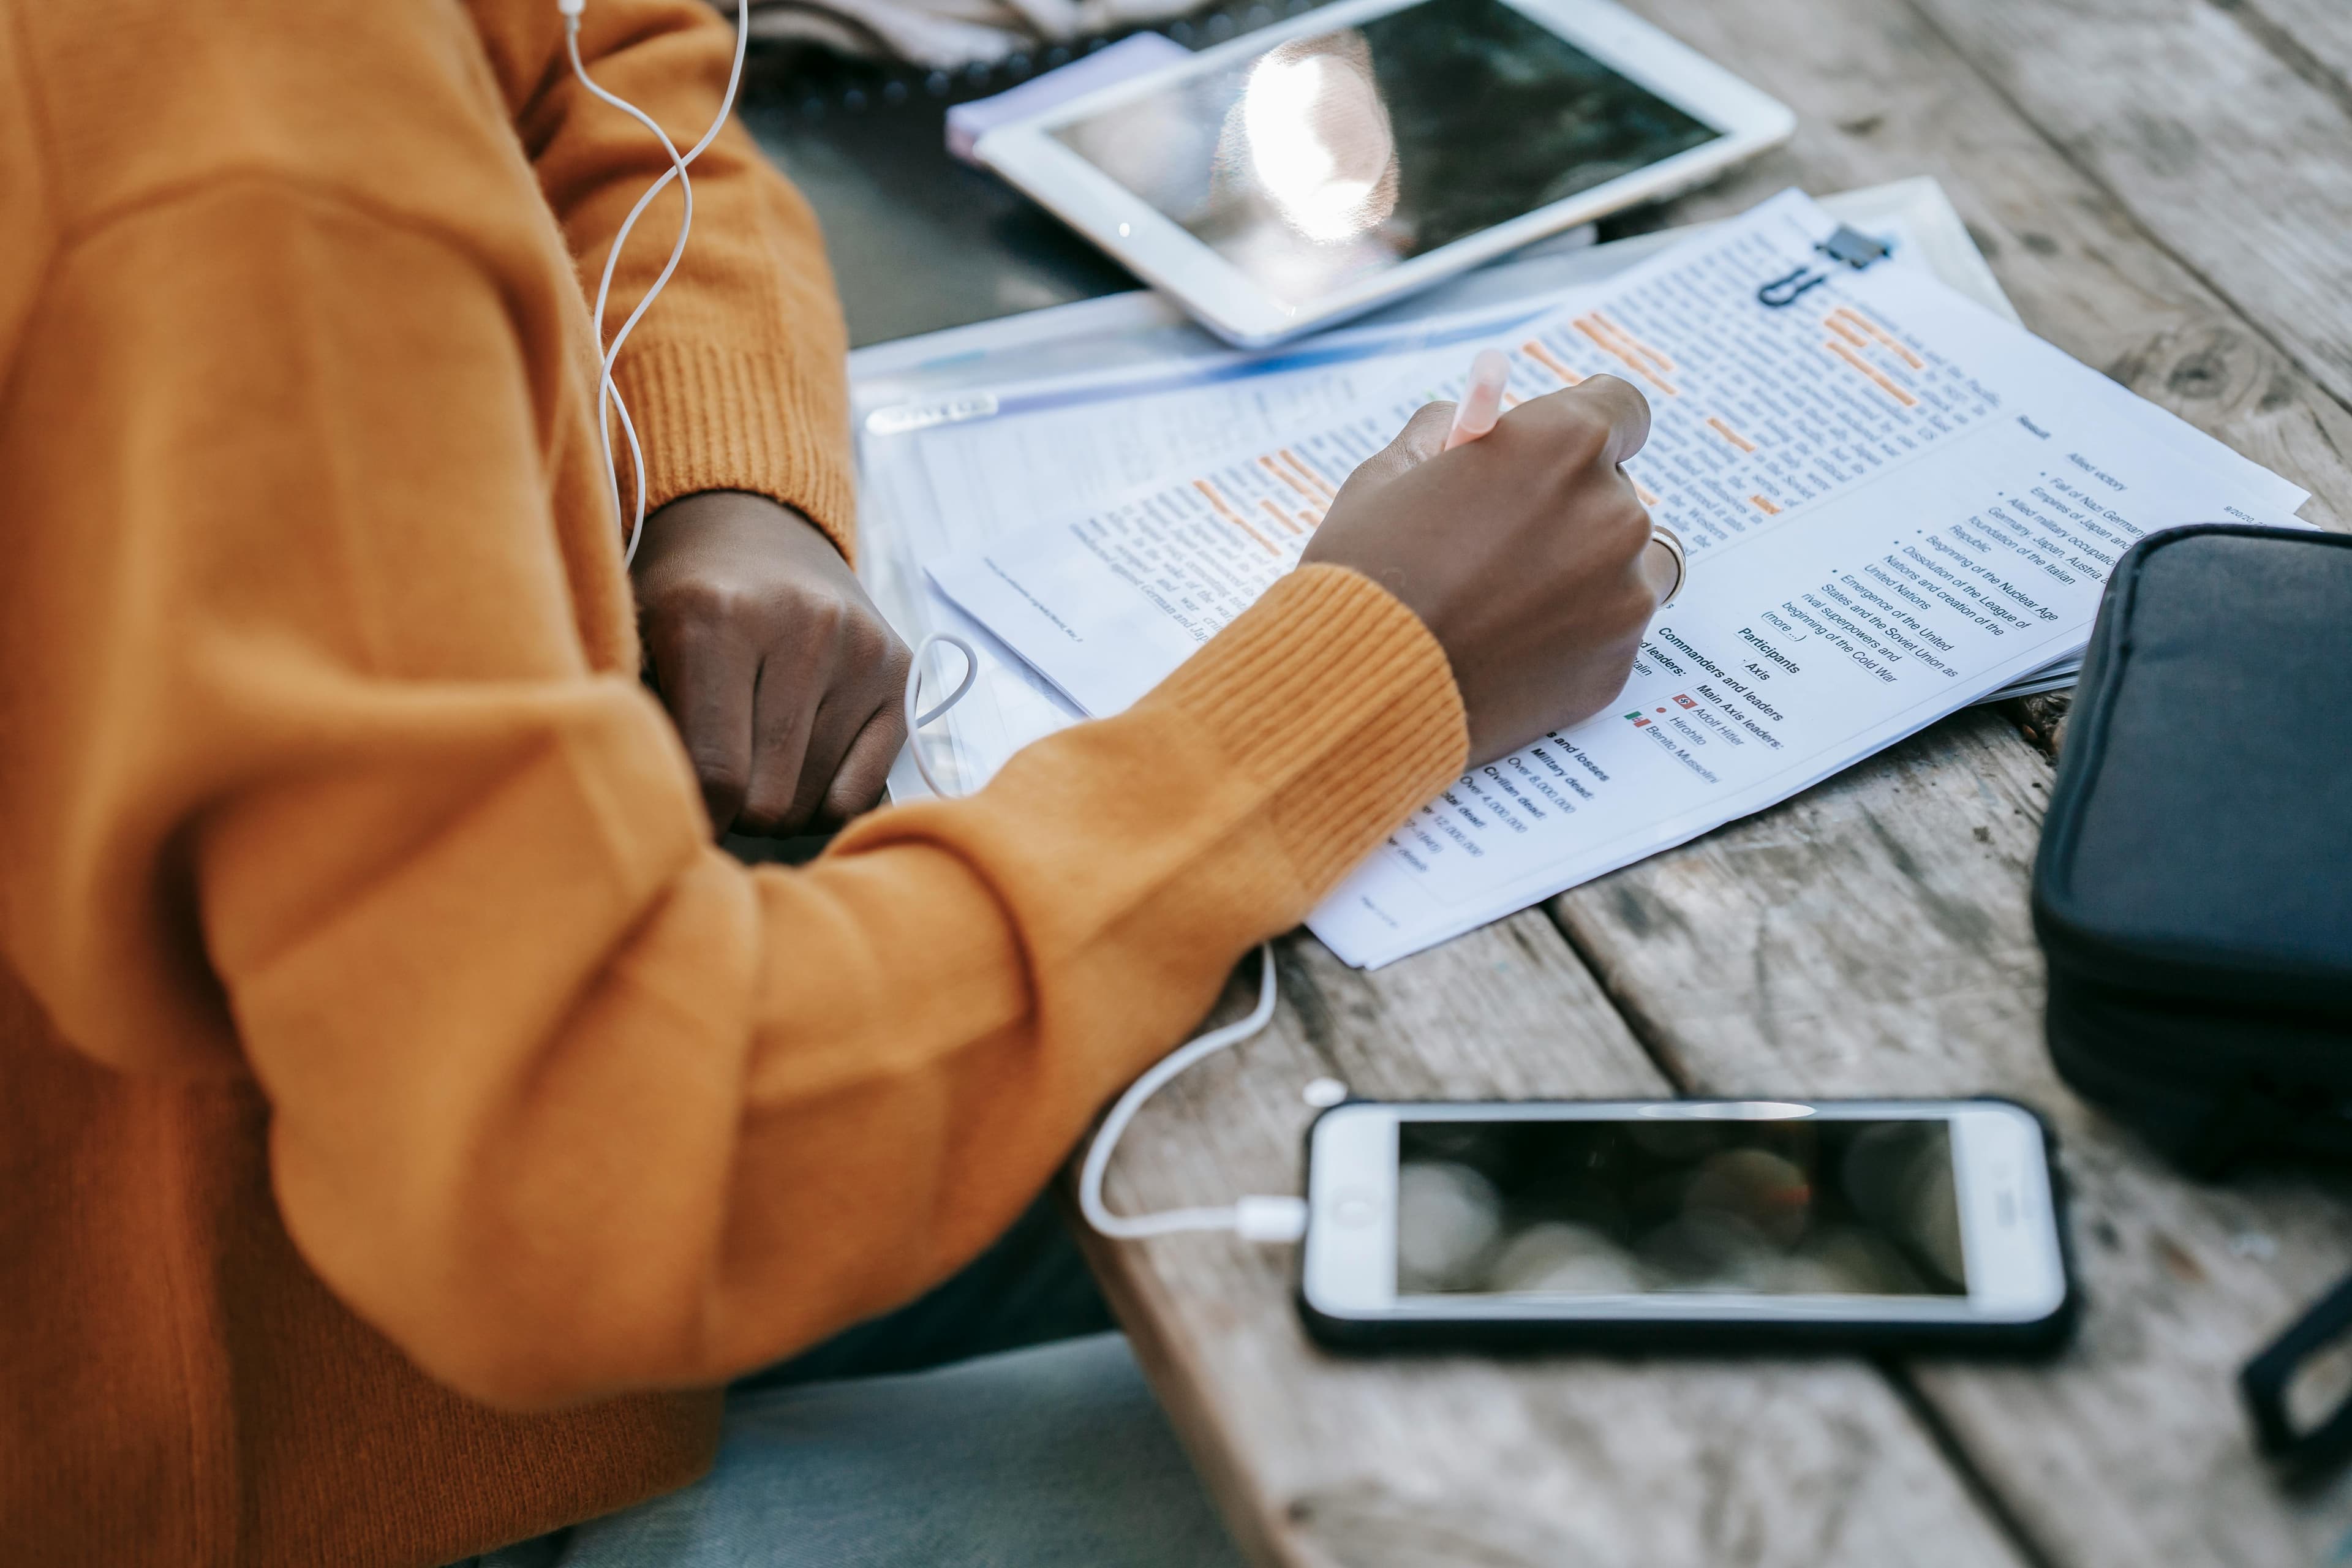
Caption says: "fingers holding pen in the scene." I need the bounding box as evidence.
[1305,367,1664,761]
[1345,368,1653,506]
[1572,372,1655,467]
[1485,372,1652,472]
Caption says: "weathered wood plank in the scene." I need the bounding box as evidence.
[2218,0,2352,110]
[1079,914,2030,1567]
[1551,708,2352,1568]
[1901,0,2352,422]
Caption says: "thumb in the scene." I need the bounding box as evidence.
[1346,399,1457,494]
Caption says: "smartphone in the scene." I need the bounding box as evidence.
[1300,1098,2074,1352]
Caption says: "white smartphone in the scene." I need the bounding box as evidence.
[975,0,1795,347]
[1301,1099,2074,1351]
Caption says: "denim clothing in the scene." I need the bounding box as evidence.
[460,1203,1246,1568]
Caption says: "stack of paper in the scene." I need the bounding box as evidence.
[923,190,2310,967]
[858,185,2043,816]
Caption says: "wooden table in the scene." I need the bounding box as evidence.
[755,1,2352,1560]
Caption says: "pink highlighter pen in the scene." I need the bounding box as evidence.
[1443,349,1512,450]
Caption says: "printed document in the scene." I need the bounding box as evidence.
[857,184,2057,806]
[857,287,1581,798]
[927,190,2310,967]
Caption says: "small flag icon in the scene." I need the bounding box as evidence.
[1673,693,1698,709]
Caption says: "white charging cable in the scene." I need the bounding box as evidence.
[903,634,1310,1245]
[900,633,978,798]
[560,0,752,565]
[1078,945,1309,1243]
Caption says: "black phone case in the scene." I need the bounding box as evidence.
[1295,1098,2079,1357]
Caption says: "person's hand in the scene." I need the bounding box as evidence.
[1302,376,1676,764]
[632,491,911,837]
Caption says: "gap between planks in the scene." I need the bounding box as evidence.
[2206,0,2352,122]
[1900,0,2352,430]
[1547,876,2072,1568]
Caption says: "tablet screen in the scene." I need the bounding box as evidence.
[1050,0,1721,305]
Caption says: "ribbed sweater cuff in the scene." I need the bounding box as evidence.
[1145,564,1468,900]
[618,340,858,560]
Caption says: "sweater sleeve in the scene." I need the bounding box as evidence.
[466,0,855,550]
[0,179,1464,1409]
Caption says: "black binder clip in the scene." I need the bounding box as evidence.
[2243,1270,2352,1486]
[1757,225,1893,309]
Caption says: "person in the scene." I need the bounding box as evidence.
[0,2,1674,1565]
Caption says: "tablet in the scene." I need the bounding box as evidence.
[976,0,1795,347]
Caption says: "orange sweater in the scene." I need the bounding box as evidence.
[0,2,1466,1564]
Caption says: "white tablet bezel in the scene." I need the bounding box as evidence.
[975,0,1796,347]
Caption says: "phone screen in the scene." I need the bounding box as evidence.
[1049,0,1721,304]
[1396,1117,1967,1298]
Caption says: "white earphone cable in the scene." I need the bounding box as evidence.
[562,4,1302,1245]
[901,633,978,799]
[904,633,1306,1245]
[563,0,752,564]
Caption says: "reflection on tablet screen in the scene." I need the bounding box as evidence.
[1051,0,1721,304]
